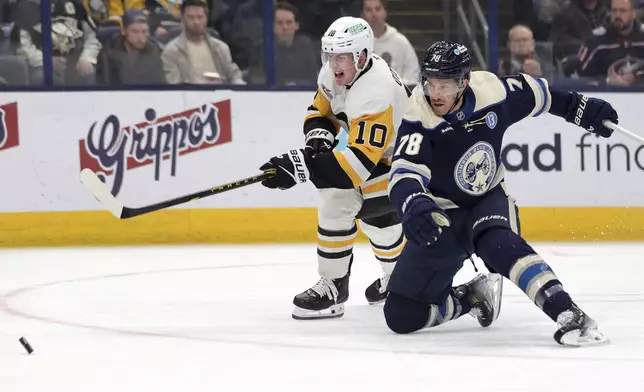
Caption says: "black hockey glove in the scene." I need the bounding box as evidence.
[401,192,451,247]
[259,149,310,190]
[305,129,336,153]
[565,94,618,138]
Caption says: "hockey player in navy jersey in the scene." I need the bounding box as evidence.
[384,41,617,347]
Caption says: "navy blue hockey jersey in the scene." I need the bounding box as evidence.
[388,71,552,209]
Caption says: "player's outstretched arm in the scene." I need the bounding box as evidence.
[547,87,618,138]
[500,73,618,138]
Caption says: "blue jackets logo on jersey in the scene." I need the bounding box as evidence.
[454,142,497,196]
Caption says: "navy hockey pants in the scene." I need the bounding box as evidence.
[386,184,520,305]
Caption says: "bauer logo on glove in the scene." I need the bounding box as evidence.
[259,149,310,190]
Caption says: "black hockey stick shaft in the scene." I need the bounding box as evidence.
[120,170,275,219]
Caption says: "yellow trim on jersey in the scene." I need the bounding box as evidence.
[305,88,332,121]
[361,179,389,195]
[347,105,396,164]
[333,151,363,186]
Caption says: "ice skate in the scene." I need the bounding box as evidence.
[455,273,503,327]
[554,303,609,347]
[365,273,390,305]
[292,274,350,320]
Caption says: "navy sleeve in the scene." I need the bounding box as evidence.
[498,73,553,125]
[387,119,434,214]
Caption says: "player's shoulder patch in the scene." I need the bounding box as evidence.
[402,86,446,130]
[592,26,607,36]
[468,71,507,112]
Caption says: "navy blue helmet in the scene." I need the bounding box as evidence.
[420,41,472,81]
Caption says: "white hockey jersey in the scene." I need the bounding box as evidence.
[303,54,411,189]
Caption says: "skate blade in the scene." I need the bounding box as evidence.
[292,303,345,320]
[559,328,610,347]
[367,297,387,306]
[489,273,503,322]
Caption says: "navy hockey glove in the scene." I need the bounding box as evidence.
[401,192,451,247]
[259,149,310,190]
[305,129,336,153]
[566,94,618,138]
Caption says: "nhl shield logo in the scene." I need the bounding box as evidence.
[454,141,497,196]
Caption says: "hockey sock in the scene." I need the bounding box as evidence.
[474,227,573,321]
[384,290,470,334]
[370,231,405,275]
[317,225,357,278]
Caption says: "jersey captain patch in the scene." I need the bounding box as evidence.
[454,142,496,196]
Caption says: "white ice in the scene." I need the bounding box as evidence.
[0,243,643,392]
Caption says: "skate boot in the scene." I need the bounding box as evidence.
[554,303,609,347]
[292,274,350,320]
[455,273,503,327]
[365,274,390,305]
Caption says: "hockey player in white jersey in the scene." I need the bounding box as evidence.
[258,16,411,319]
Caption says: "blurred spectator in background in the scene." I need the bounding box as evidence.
[162,0,244,84]
[125,0,182,43]
[361,0,418,85]
[578,0,644,86]
[96,9,165,84]
[290,0,359,48]
[88,0,128,44]
[248,2,318,85]
[500,24,555,78]
[85,0,125,27]
[216,0,263,71]
[12,0,100,85]
[551,0,608,62]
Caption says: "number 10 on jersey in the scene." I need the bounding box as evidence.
[355,121,388,148]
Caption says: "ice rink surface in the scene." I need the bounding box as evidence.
[0,242,643,392]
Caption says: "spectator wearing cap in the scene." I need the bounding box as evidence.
[96,9,166,84]
[361,0,419,86]
[162,0,245,84]
[248,2,318,85]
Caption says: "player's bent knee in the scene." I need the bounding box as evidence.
[474,227,530,261]
[384,291,429,334]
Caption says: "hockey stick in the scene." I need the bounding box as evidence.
[603,120,644,145]
[79,168,275,219]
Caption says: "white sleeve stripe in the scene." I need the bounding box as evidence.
[534,76,551,116]
[341,148,372,182]
[391,159,432,181]
[522,74,550,117]
[387,173,426,195]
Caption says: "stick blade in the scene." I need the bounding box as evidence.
[79,168,124,218]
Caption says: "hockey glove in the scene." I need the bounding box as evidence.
[305,129,336,153]
[401,192,451,247]
[566,94,618,138]
[259,149,310,190]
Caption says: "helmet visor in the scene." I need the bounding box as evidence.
[322,52,356,72]
[421,77,462,98]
